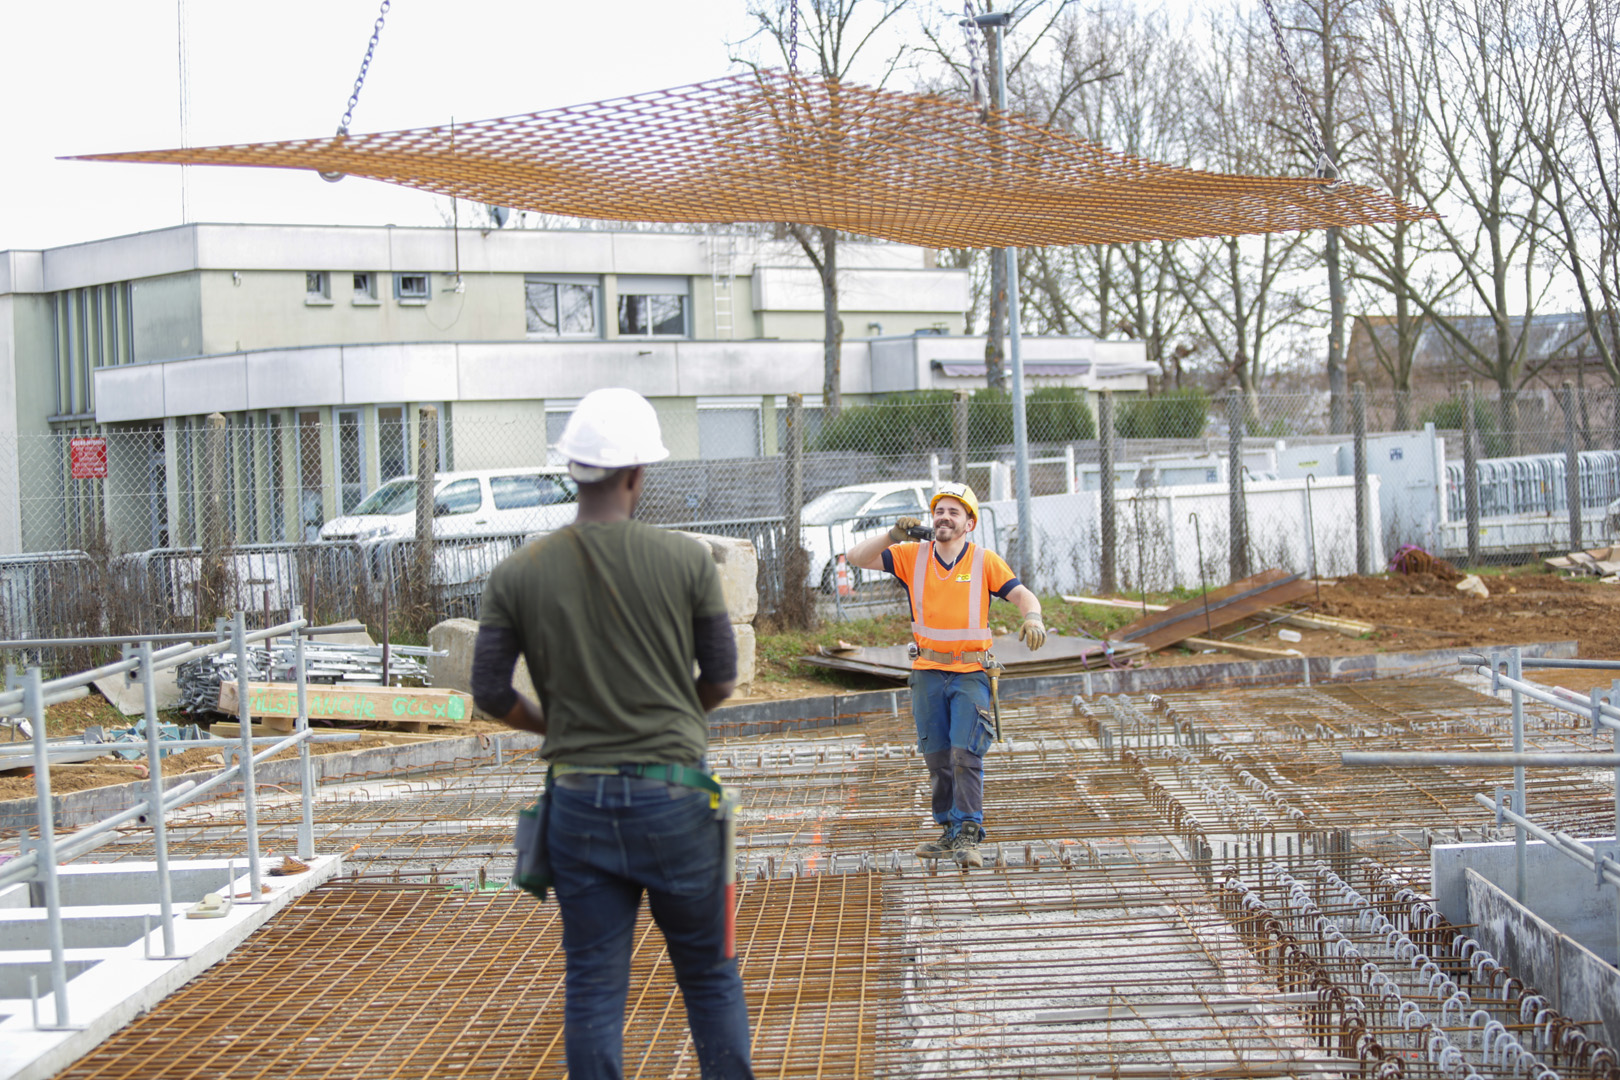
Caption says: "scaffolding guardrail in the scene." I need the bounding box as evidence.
[0,610,354,1029]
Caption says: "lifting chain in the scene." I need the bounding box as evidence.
[322,0,391,183]
[788,0,801,75]
[1258,0,1341,183]
[959,0,987,109]
[339,0,392,136]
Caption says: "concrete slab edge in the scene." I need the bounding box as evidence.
[709,640,1580,732]
[2,853,343,1080]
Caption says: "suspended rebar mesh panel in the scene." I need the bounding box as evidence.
[76,71,1430,248]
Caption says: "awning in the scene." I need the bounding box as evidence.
[931,359,1160,379]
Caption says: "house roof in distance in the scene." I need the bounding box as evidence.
[76,71,1432,251]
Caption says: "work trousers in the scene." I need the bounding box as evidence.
[908,667,995,827]
[549,774,754,1080]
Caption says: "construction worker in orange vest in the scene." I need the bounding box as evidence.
[846,481,1045,867]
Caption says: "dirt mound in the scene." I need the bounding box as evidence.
[1318,571,1620,658]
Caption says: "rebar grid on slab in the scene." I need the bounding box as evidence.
[43,675,1620,1078]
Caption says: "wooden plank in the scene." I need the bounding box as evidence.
[216,682,473,725]
[1108,569,1317,653]
[1182,636,1303,659]
[1063,595,1170,612]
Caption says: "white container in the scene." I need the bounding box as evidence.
[1278,629,1303,643]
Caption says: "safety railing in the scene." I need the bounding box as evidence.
[0,612,359,1028]
[1341,647,1620,914]
[1445,450,1620,521]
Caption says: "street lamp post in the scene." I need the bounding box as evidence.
[974,12,1035,585]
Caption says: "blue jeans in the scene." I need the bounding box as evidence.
[909,668,995,827]
[549,774,754,1080]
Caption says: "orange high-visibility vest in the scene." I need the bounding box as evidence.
[892,541,1015,672]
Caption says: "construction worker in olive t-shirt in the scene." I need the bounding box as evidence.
[846,481,1046,867]
[470,388,754,1080]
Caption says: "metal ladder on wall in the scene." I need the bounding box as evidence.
[708,229,737,340]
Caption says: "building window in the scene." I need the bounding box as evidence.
[616,275,689,337]
[774,395,826,451]
[698,399,761,460]
[352,272,378,304]
[525,277,600,337]
[545,405,577,466]
[377,406,408,481]
[336,409,366,513]
[395,273,430,303]
[305,271,331,304]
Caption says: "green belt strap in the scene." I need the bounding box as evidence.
[554,761,722,797]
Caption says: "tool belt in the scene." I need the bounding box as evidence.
[909,643,994,667]
[553,761,723,801]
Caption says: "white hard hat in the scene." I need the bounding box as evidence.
[555,388,670,481]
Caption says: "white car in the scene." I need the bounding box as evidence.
[318,468,579,542]
[799,480,933,591]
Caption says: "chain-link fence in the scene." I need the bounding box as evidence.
[3,383,1617,643]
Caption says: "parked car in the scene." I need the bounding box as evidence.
[799,480,932,591]
[318,468,579,542]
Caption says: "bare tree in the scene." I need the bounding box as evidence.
[1015,2,1200,380]
[1181,1,1316,412]
[1391,0,1557,448]
[733,0,912,418]
[1261,0,1376,432]
[1339,0,1459,427]
[1517,0,1620,384]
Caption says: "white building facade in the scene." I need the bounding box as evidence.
[0,223,1155,554]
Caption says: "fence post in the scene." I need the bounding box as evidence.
[1226,388,1248,581]
[415,405,439,615]
[1463,381,1480,567]
[201,412,228,616]
[1098,391,1116,592]
[780,394,814,628]
[1563,380,1582,554]
[952,389,969,486]
[1352,382,1369,575]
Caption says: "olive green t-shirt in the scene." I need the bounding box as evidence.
[477,520,727,766]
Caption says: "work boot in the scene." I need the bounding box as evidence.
[948,822,985,868]
[914,824,956,859]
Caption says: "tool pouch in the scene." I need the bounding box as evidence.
[513,769,554,902]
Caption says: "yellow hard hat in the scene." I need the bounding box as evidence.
[929,481,979,521]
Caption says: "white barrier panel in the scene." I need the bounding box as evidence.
[983,474,1379,594]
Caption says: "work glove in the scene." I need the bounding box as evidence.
[1018,612,1047,651]
[888,516,922,545]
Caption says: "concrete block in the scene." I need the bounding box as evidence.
[733,622,756,691]
[427,618,536,718]
[678,532,759,625]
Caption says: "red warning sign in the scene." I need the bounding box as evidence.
[69,437,108,480]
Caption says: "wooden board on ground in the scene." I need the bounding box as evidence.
[1107,569,1317,654]
[1182,636,1303,660]
[798,632,1148,683]
[1064,593,1373,637]
[210,721,442,744]
[216,682,473,726]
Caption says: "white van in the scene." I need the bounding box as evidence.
[318,468,579,541]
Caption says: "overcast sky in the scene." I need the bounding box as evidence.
[0,1,767,251]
